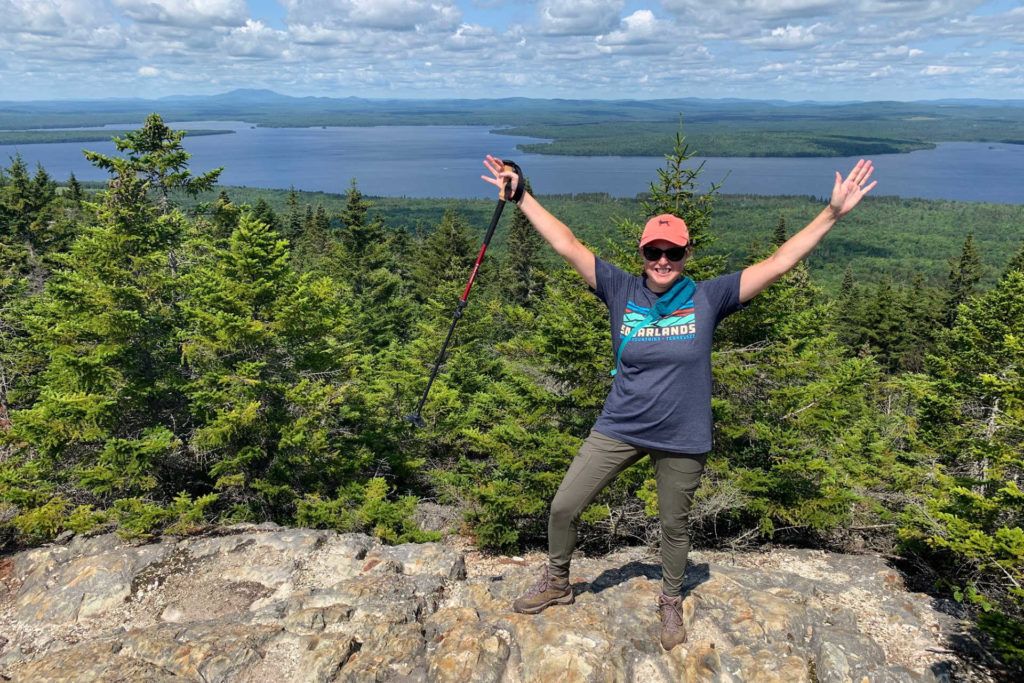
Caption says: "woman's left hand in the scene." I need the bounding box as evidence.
[829,159,877,218]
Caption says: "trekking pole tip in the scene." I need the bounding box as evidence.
[404,413,427,429]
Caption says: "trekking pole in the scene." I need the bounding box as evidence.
[405,162,522,428]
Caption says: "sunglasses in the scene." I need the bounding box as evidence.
[642,245,688,262]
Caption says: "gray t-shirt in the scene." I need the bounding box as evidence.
[592,257,746,454]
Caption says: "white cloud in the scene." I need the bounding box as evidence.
[0,0,1019,101]
[282,0,460,32]
[662,0,842,20]
[596,10,671,53]
[114,0,248,28]
[921,65,969,75]
[539,0,625,36]
[446,23,495,51]
[221,19,287,58]
[747,24,824,50]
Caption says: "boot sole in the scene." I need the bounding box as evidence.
[513,591,575,615]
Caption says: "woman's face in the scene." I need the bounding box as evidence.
[642,238,689,292]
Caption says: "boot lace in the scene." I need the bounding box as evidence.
[659,594,683,631]
[525,567,557,597]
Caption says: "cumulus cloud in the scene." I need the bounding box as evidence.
[746,24,824,50]
[0,0,1019,101]
[114,0,248,28]
[221,19,288,58]
[539,0,625,36]
[1,0,113,36]
[282,0,460,32]
[662,0,841,20]
[596,10,667,52]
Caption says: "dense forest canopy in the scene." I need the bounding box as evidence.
[1,115,1022,672]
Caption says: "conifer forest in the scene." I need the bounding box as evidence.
[2,115,1023,669]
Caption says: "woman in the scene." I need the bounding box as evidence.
[481,154,876,650]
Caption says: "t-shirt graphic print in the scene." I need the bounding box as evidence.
[622,298,697,342]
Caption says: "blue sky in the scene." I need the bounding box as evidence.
[1,0,1022,102]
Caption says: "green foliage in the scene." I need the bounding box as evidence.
[296,478,439,544]
[900,271,1024,666]
[943,233,983,327]
[84,114,222,210]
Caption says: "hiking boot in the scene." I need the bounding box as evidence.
[658,593,687,650]
[512,566,574,614]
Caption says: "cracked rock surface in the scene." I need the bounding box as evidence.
[0,525,960,681]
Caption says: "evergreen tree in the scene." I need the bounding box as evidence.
[906,271,1024,665]
[772,214,788,247]
[412,209,475,300]
[84,113,222,212]
[284,187,303,241]
[1003,243,1024,280]
[250,198,280,234]
[942,233,982,328]
[503,179,545,307]
[9,134,187,507]
[180,211,359,521]
[210,190,240,238]
[635,122,726,280]
[67,173,83,204]
[337,179,388,278]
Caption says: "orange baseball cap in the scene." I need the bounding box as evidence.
[640,214,689,248]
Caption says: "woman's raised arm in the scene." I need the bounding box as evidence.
[482,155,596,289]
[739,159,877,303]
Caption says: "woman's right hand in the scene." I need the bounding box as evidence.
[481,154,519,200]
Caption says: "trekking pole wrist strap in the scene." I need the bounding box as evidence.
[501,160,527,205]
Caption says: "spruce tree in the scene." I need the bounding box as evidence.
[180,211,359,520]
[84,113,222,212]
[942,233,982,327]
[635,122,725,280]
[772,214,788,247]
[412,209,475,300]
[1003,243,1024,280]
[250,198,280,234]
[908,270,1024,664]
[67,173,83,204]
[11,134,188,506]
[285,187,303,241]
[503,179,545,307]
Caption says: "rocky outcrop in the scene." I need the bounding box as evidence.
[0,525,958,682]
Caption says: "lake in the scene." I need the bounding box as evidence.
[2,121,1022,204]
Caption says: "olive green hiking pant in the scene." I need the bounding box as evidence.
[548,430,706,597]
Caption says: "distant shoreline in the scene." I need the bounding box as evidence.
[0,129,234,145]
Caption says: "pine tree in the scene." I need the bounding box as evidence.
[942,233,982,327]
[412,209,475,301]
[635,121,726,280]
[503,179,545,307]
[284,187,303,241]
[84,113,222,212]
[250,198,280,234]
[67,173,83,204]
[907,271,1024,664]
[1003,243,1024,280]
[772,214,788,247]
[180,211,359,520]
